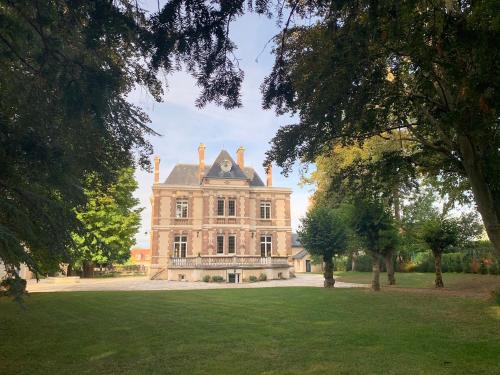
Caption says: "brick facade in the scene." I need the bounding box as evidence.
[149,146,292,282]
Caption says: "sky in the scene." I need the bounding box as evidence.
[130,2,313,248]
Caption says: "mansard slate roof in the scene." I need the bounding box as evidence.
[164,150,265,186]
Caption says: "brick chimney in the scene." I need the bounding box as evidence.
[198,143,206,181]
[236,146,245,169]
[154,156,160,184]
[266,164,272,187]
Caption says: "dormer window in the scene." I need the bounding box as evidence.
[176,199,188,218]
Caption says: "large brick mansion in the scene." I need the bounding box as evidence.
[149,145,292,282]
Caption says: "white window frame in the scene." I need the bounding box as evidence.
[216,235,224,254]
[260,235,272,257]
[217,198,225,216]
[176,199,188,218]
[260,201,271,219]
[228,235,236,254]
[228,199,236,217]
[174,235,187,258]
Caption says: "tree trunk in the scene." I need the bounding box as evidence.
[371,254,381,291]
[66,263,73,277]
[393,189,401,223]
[433,251,444,288]
[82,260,94,278]
[384,251,396,285]
[323,256,335,288]
[458,135,500,257]
[351,252,357,272]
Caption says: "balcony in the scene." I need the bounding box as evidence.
[169,256,289,269]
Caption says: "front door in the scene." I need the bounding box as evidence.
[306,260,311,272]
[228,273,240,283]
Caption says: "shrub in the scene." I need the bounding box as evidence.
[347,254,372,272]
[248,275,258,283]
[413,252,435,273]
[202,275,211,282]
[488,262,500,275]
[470,257,480,273]
[441,253,465,273]
[258,273,267,281]
[334,256,348,272]
[289,271,296,278]
[397,261,417,273]
[211,275,224,283]
[479,261,488,275]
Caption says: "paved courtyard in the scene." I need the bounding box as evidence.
[26,273,368,293]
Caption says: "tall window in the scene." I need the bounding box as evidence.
[228,235,236,254]
[176,199,188,218]
[260,235,272,257]
[217,235,224,254]
[228,199,236,216]
[217,198,225,216]
[260,201,271,219]
[174,235,187,257]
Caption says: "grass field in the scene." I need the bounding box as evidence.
[1,285,499,374]
[334,271,500,293]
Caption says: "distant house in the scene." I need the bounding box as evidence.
[149,145,292,282]
[130,248,151,270]
[291,234,324,273]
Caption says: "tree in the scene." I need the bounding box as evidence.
[419,217,460,288]
[0,0,246,296]
[70,168,142,278]
[260,1,500,256]
[351,199,399,291]
[298,206,348,288]
[145,1,499,253]
[304,135,418,284]
[50,1,494,257]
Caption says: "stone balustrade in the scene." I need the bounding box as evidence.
[169,256,289,269]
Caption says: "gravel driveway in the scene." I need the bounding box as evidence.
[26,273,368,293]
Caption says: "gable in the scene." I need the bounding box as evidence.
[204,150,248,180]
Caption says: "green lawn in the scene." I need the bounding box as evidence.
[1,288,499,374]
[334,271,500,292]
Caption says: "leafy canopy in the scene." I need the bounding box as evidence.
[146,1,499,253]
[0,0,256,291]
[419,217,460,255]
[351,199,399,257]
[71,168,142,267]
[298,205,348,260]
